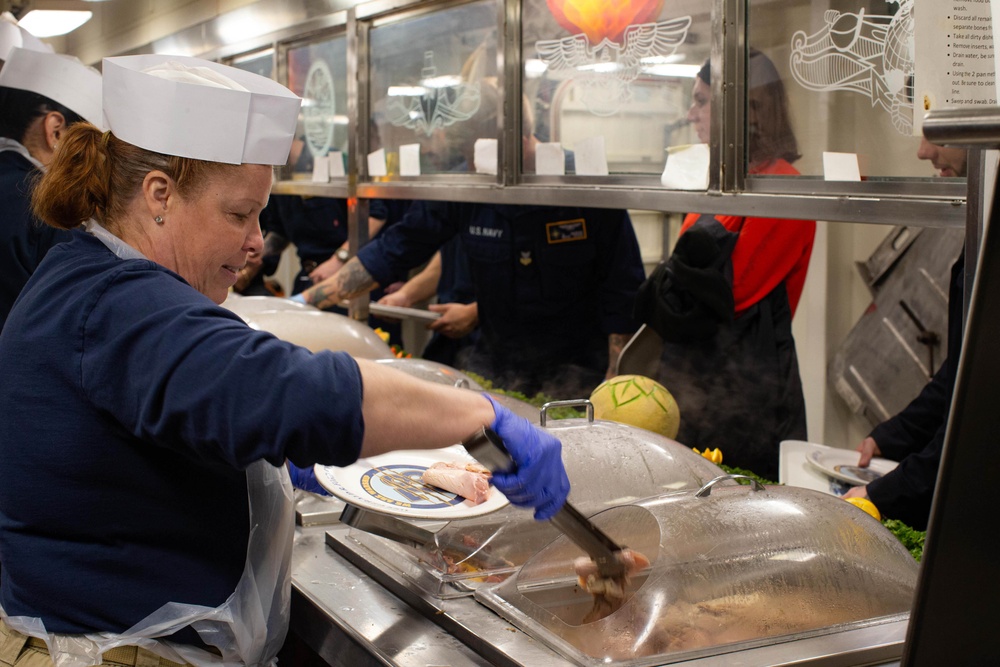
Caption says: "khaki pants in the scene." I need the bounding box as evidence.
[0,620,189,667]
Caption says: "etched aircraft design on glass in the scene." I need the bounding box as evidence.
[789,0,914,134]
[535,17,692,117]
[384,51,481,136]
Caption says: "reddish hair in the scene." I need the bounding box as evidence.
[32,122,238,232]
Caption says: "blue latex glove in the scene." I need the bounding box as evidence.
[484,394,570,520]
[288,293,307,304]
[287,461,330,496]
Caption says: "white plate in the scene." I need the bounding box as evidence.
[314,445,508,519]
[805,449,898,486]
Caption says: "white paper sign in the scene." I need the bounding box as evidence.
[574,135,609,176]
[660,143,709,190]
[367,148,387,177]
[914,0,997,134]
[535,142,566,175]
[822,152,862,181]
[399,143,421,176]
[328,151,345,178]
[474,138,498,175]
[311,155,330,183]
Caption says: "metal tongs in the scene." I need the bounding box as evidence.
[462,426,628,579]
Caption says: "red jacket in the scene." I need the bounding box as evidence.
[681,159,815,316]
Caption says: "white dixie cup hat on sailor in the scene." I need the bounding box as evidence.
[0,12,53,62]
[102,54,302,165]
[0,46,103,128]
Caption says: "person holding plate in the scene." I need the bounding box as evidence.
[843,141,968,531]
[0,55,569,667]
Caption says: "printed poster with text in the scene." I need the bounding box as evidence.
[914,0,997,133]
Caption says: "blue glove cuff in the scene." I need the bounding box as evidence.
[289,293,307,304]
[480,392,570,521]
[287,461,330,496]
[483,392,502,428]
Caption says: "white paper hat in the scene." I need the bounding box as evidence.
[0,47,102,128]
[0,13,53,62]
[102,54,301,165]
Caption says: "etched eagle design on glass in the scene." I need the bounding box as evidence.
[535,15,692,117]
[789,0,914,134]
[384,50,481,136]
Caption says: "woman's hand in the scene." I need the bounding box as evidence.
[287,461,330,496]
[484,394,570,521]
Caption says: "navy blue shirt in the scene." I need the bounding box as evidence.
[0,232,364,641]
[357,202,644,396]
[420,237,478,367]
[0,150,72,329]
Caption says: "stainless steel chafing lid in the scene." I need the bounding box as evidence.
[476,478,919,666]
[373,357,485,391]
[341,416,726,596]
[421,417,725,569]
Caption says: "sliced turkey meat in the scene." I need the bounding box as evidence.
[421,461,492,504]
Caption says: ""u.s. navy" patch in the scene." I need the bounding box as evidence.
[545,218,587,244]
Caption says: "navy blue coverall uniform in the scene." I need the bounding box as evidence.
[257,195,410,343]
[0,151,71,329]
[356,202,645,399]
[259,194,349,295]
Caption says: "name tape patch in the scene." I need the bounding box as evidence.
[546,219,587,244]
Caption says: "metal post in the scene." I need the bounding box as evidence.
[347,9,371,321]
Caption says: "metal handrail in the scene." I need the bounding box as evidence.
[923,108,1000,147]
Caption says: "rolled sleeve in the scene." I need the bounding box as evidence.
[357,201,462,286]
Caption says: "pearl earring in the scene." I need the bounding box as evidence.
[154,215,164,224]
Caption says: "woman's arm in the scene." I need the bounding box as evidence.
[355,359,570,520]
[355,358,494,456]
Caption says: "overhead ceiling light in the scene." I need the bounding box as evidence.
[18,9,92,37]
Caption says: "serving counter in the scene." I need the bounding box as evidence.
[291,496,553,667]
[289,493,910,667]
